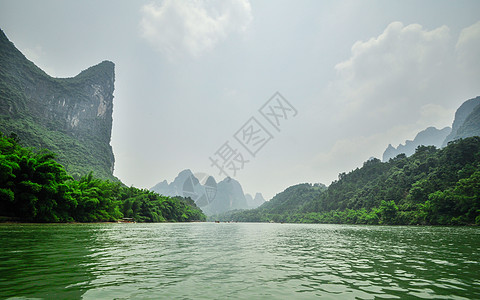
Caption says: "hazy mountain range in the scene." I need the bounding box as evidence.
[2,25,479,225]
[150,169,265,216]
[0,28,264,218]
[216,94,480,224]
[383,96,480,161]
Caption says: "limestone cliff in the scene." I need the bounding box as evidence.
[453,104,480,141]
[443,96,480,146]
[205,177,248,215]
[0,29,116,180]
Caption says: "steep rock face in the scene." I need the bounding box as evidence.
[383,144,397,162]
[0,29,116,179]
[204,177,248,215]
[245,193,254,207]
[150,169,196,197]
[454,104,480,139]
[382,127,451,162]
[382,96,480,162]
[442,96,480,146]
[252,193,266,208]
[443,96,480,145]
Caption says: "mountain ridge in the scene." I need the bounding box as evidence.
[382,126,451,161]
[216,96,480,225]
[150,169,263,215]
[218,137,480,225]
[382,96,480,161]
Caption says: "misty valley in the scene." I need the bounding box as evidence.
[1,4,480,298]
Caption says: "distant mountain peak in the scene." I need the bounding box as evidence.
[382,126,451,161]
[150,170,260,215]
[382,96,480,162]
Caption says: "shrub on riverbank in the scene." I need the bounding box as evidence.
[0,132,206,223]
[215,137,480,226]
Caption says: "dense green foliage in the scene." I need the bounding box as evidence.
[209,183,327,222]
[0,116,114,181]
[0,133,206,223]
[218,137,480,225]
[120,189,205,222]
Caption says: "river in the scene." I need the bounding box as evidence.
[0,223,479,299]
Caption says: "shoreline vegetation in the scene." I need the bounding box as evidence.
[1,131,480,226]
[0,132,206,223]
[211,137,480,226]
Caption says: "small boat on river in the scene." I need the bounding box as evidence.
[118,218,136,223]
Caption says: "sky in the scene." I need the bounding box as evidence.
[1,0,479,200]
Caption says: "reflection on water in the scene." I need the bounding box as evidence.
[1,223,479,299]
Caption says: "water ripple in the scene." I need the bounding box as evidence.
[1,223,479,299]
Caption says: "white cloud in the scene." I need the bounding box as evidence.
[332,22,453,124]
[328,21,480,138]
[140,0,252,59]
[456,21,480,82]
[313,21,480,183]
[311,123,435,184]
[417,103,455,129]
[312,134,388,182]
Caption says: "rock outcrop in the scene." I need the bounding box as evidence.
[253,193,266,206]
[443,96,480,146]
[207,177,248,215]
[0,29,116,179]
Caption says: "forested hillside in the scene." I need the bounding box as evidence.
[0,132,205,223]
[210,183,326,222]
[219,137,480,225]
[0,29,117,180]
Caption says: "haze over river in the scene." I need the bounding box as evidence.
[1,223,479,299]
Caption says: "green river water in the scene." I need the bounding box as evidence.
[0,223,479,299]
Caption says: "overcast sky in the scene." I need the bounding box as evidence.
[1,0,479,200]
